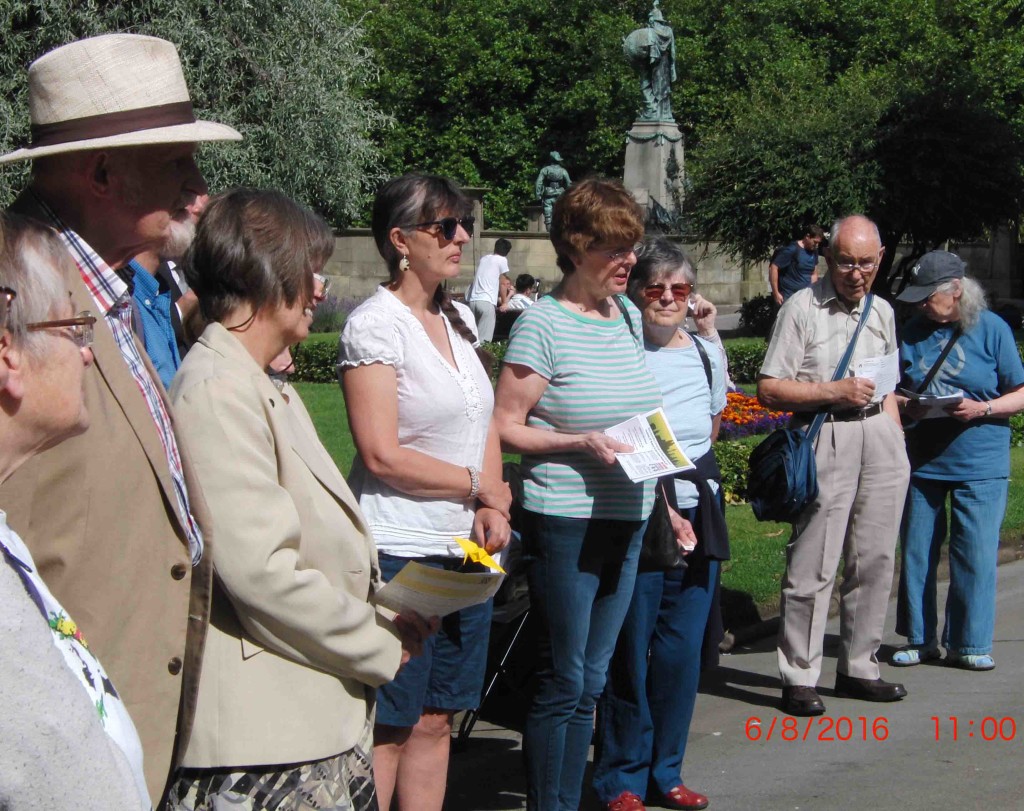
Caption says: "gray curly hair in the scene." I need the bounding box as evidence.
[934,275,987,331]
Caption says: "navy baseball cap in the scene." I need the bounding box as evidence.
[896,250,966,303]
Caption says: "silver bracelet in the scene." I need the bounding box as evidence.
[466,465,481,499]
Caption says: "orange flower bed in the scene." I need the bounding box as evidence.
[719,391,791,439]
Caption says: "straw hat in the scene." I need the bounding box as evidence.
[0,33,241,164]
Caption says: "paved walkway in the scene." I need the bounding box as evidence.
[446,559,1024,810]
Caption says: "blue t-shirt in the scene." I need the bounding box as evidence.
[643,334,727,509]
[900,309,1024,480]
[773,241,818,300]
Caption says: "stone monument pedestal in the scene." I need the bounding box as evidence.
[623,120,684,213]
[525,204,546,233]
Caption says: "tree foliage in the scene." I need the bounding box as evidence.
[355,0,652,228]
[673,0,1024,290]
[0,0,389,224]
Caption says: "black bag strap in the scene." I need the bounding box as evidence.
[806,292,875,442]
[915,325,962,394]
[612,294,637,342]
[687,331,714,390]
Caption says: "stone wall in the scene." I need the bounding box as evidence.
[324,229,1022,306]
[324,230,766,304]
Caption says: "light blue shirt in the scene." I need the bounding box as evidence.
[644,333,727,508]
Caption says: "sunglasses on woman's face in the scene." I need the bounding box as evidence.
[405,216,475,241]
[642,282,692,302]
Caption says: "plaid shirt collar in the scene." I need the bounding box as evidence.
[30,190,129,316]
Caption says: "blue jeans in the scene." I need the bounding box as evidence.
[896,476,1007,655]
[521,510,646,811]
[593,549,719,802]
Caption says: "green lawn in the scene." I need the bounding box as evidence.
[293,381,356,474]
[294,379,1024,616]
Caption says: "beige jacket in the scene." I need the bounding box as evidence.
[170,323,403,768]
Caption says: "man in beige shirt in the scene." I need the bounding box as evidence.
[758,214,910,716]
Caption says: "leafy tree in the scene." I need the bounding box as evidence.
[0,0,388,225]
[356,0,650,228]
[673,0,1024,292]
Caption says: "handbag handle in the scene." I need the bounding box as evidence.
[806,292,875,442]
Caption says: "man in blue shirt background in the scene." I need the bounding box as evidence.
[769,224,825,305]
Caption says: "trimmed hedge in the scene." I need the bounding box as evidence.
[715,436,759,504]
[724,338,768,384]
[293,339,339,383]
[738,294,777,338]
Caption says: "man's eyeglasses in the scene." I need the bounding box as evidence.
[600,244,643,262]
[834,260,878,274]
[404,216,475,241]
[313,273,331,296]
[643,282,693,302]
[0,286,16,331]
[27,311,97,349]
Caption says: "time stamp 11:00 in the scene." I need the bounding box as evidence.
[744,716,1018,742]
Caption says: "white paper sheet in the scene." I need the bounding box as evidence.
[854,349,900,397]
[604,407,695,483]
[373,561,505,618]
[898,388,965,419]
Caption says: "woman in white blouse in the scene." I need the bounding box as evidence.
[338,173,512,811]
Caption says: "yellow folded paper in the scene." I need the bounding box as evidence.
[455,537,506,574]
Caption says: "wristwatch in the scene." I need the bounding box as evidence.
[984,401,993,417]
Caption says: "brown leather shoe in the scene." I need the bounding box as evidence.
[781,685,826,716]
[834,672,907,702]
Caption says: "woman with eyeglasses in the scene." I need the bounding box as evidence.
[492,178,670,811]
[0,213,149,809]
[590,237,729,811]
[165,189,430,810]
[338,173,512,811]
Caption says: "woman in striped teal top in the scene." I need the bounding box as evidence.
[494,179,686,811]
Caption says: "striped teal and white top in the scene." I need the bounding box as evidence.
[504,295,662,520]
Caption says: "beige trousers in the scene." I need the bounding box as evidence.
[777,412,910,686]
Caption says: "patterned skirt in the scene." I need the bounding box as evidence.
[167,720,377,811]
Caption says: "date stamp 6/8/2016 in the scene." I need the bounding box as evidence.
[745,716,890,742]
[745,716,1020,743]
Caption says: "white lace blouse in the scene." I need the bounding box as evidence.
[337,286,494,557]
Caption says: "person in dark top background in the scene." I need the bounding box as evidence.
[769,224,825,306]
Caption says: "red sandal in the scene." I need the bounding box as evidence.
[607,791,646,811]
[660,784,709,810]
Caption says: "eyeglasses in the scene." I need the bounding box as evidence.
[27,311,97,349]
[834,260,878,274]
[0,286,16,331]
[313,272,331,296]
[404,216,475,241]
[600,244,643,262]
[643,282,693,302]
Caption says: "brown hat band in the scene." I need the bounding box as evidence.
[30,101,196,148]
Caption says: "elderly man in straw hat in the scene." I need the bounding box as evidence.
[0,33,240,805]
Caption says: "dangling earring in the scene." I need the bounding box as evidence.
[399,255,411,272]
